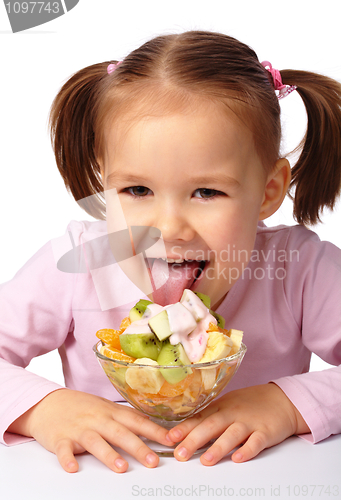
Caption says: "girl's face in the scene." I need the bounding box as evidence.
[102,102,268,309]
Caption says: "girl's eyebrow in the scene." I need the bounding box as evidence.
[192,175,241,188]
[106,172,240,188]
[105,172,149,187]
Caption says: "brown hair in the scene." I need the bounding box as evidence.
[49,31,341,224]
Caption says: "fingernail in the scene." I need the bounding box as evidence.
[171,429,182,440]
[202,452,214,462]
[165,433,173,443]
[114,458,126,469]
[177,447,188,459]
[66,461,77,471]
[233,452,243,462]
[146,453,157,465]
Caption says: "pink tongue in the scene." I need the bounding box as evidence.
[150,259,201,306]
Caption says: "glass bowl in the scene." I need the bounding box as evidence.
[93,340,246,456]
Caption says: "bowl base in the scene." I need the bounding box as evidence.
[140,436,215,457]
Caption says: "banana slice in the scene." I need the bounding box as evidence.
[198,331,233,363]
[200,367,217,390]
[229,329,244,355]
[125,358,164,394]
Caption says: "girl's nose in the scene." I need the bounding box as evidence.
[153,206,195,243]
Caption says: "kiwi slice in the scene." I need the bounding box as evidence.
[120,333,162,361]
[157,342,192,384]
[129,299,153,322]
[209,310,225,329]
[194,292,211,309]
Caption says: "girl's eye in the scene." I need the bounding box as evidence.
[126,186,152,197]
[193,188,223,199]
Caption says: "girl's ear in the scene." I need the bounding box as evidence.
[259,159,291,221]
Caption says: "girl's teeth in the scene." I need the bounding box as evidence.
[160,258,206,264]
[161,258,185,263]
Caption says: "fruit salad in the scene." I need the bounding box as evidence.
[95,289,244,419]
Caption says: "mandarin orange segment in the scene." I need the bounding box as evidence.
[207,322,219,332]
[119,317,131,333]
[207,322,230,335]
[137,392,169,404]
[100,345,136,363]
[158,371,195,398]
[96,329,122,350]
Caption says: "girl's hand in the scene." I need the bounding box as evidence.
[8,389,176,473]
[167,383,310,465]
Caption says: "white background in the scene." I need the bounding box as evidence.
[0,0,340,384]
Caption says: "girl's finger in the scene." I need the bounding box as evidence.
[100,422,160,468]
[76,429,129,472]
[167,412,207,443]
[200,422,251,466]
[231,430,271,463]
[117,411,177,447]
[54,438,81,473]
[173,412,235,461]
[167,399,224,443]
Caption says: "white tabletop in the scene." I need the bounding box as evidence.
[1,434,340,500]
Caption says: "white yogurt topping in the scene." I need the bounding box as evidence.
[169,310,215,362]
[180,289,209,321]
[125,290,217,361]
[166,292,217,361]
[123,317,152,335]
[165,303,197,337]
[142,303,164,319]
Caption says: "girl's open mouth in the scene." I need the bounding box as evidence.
[146,258,209,306]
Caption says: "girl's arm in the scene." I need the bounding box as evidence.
[0,240,73,445]
[0,224,175,471]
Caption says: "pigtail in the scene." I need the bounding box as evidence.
[281,70,341,225]
[49,62,116,219]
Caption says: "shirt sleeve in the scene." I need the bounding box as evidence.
[271,227,341,443]
[0,236,75,445]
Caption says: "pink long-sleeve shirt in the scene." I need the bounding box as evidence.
[0,220,340,445]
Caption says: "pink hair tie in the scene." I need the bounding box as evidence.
[107,61,122,75]
[261,61,297,100]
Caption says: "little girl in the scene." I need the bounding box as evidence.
[1,31,340,474]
